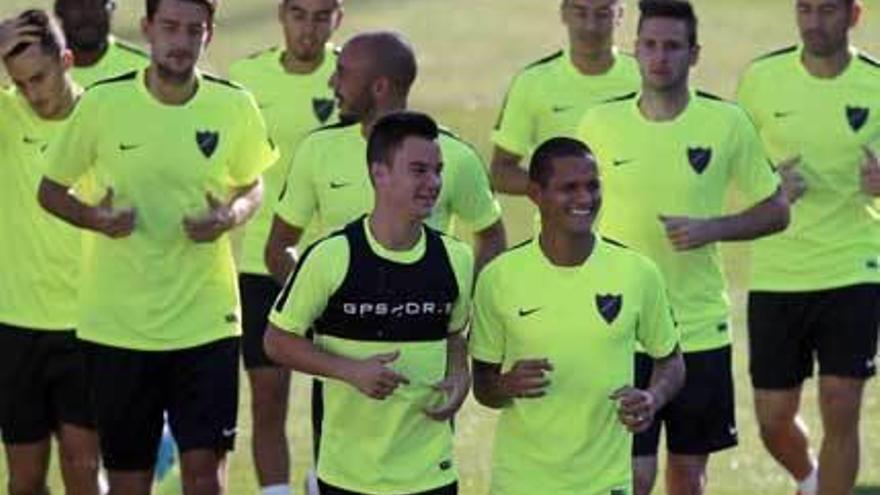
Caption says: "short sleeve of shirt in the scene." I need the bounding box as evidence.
[275,134,319,228]
[635,260,680,359]
[228,93,279,186]
[469,265,505,364]
[443,237,475,333]
[491,73,532,157]
[269,235,349,335]
[446,142,502,232]
[734,69,760,125]
[44,92,99,186]
[730,108,780,205]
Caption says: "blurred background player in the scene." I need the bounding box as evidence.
[0,9,100,495]
[737,1,880,494]
[227,1,343,494]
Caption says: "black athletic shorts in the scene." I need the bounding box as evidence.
[748,284,880,389]
[633,345,738,456]
[0,324,94,444]
[317,479,457,495]
[239,273,282,369]
[84,337,240,471]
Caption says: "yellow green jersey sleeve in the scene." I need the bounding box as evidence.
[71,37,149,89]
[269,217,473,494]
[275,122,501,244]
[578,91,779,352]
[44,69,278,351]
[0,88,81,330]
[737,46,880,291]
[229,45,337,274]
[492,48,640,158]
[470,238,678,495]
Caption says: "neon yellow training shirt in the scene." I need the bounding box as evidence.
[579,90,779,352]
[470,237,678,495]
[70,36,149,88]
[275,121,502,242]
[270,217,473,494]
[44,68,278,350]
[737,45,880,292]
[229,45,338,274]
[492,48,640,158]
[0,87,80,330]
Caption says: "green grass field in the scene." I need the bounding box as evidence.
[2,0,879,493]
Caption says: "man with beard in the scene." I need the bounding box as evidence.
[37,0,278,493]
[489,0,639,196]
[578,1,789,494]
[227,2,343,493]
[737,1,880,494]
[0,9,100,495]
[55,0,149,88]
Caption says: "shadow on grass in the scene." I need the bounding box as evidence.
[855,487,880,495]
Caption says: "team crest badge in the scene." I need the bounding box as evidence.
[196,130,220,158]
[687,147,712,174]
[313,98,335,123]
[846,106,869,132]
[596,294,623,324]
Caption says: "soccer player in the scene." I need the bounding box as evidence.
[36,0,278,493]
[227,1,342,493]
[0,10,100,495]
[490,0,640,196]
[737,1,880,494]
[577,1,790,494]
[264,30,505,281]
[470,137,685,495]
[265,110,473,495]
[54,0,149,88]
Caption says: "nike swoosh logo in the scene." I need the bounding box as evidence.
[773,111,795,118]
[518,307,542,317]
[22,136,41,145]
[257,102,272,110]
[612,158,633,167]
[551,106,573,113]
[119,143,142,151]
[221,427,237,437]
[329,181,350,189]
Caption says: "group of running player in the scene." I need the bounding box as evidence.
[0,0,876,495]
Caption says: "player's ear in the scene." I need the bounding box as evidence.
[140,16,150,43]
[689,43,701,67]
[332,6,344,31]
[850,0,862,29]
[526,179,543,207]
[277,2,285,25]
[60,48,74,71]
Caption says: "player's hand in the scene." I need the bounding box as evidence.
[90,188,136,238]
[498,358,553,400]
[610,386,656,433]
[860,147,880,197]
[423,371,471,421]
[183,193,235,243]
[0,15,41,58]
[778,155,807,204]
[344,350,410,400]
[658,215,719,251]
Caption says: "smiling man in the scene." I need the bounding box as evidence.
[37,0,278,493]
[470,137,684,495]
[577,1,789,494]
[737,1,880,494]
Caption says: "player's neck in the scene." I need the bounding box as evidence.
[361,99,408,138]
[801,45,852,79]
[538,229,596,267]
[280,49,325,75]
[638,84,690,122]
[367,209,422,252]
[41,78,80,121]
[72,40,110,68]
[146,66,198,105]
[569,44,615,75]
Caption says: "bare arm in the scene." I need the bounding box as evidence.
[472,358,553,409]
[489,146,528,196]
[182,180,264,243]
[424,332,471,420]
[264,215,304,284]
[264,325,409,400]
[613,346,685,433]
[660,187,789,251]
[473,220,507,274]
[37,177,135,237]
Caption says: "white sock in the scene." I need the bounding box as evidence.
[797,465,818,495]
[262,484,291,495]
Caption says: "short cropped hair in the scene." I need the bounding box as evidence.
[366,111,439,169]
[351,31,417,95]
[146,0,217,22]
[5,10,66,59]
[638,0,698,47]
[529,137,595,187]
